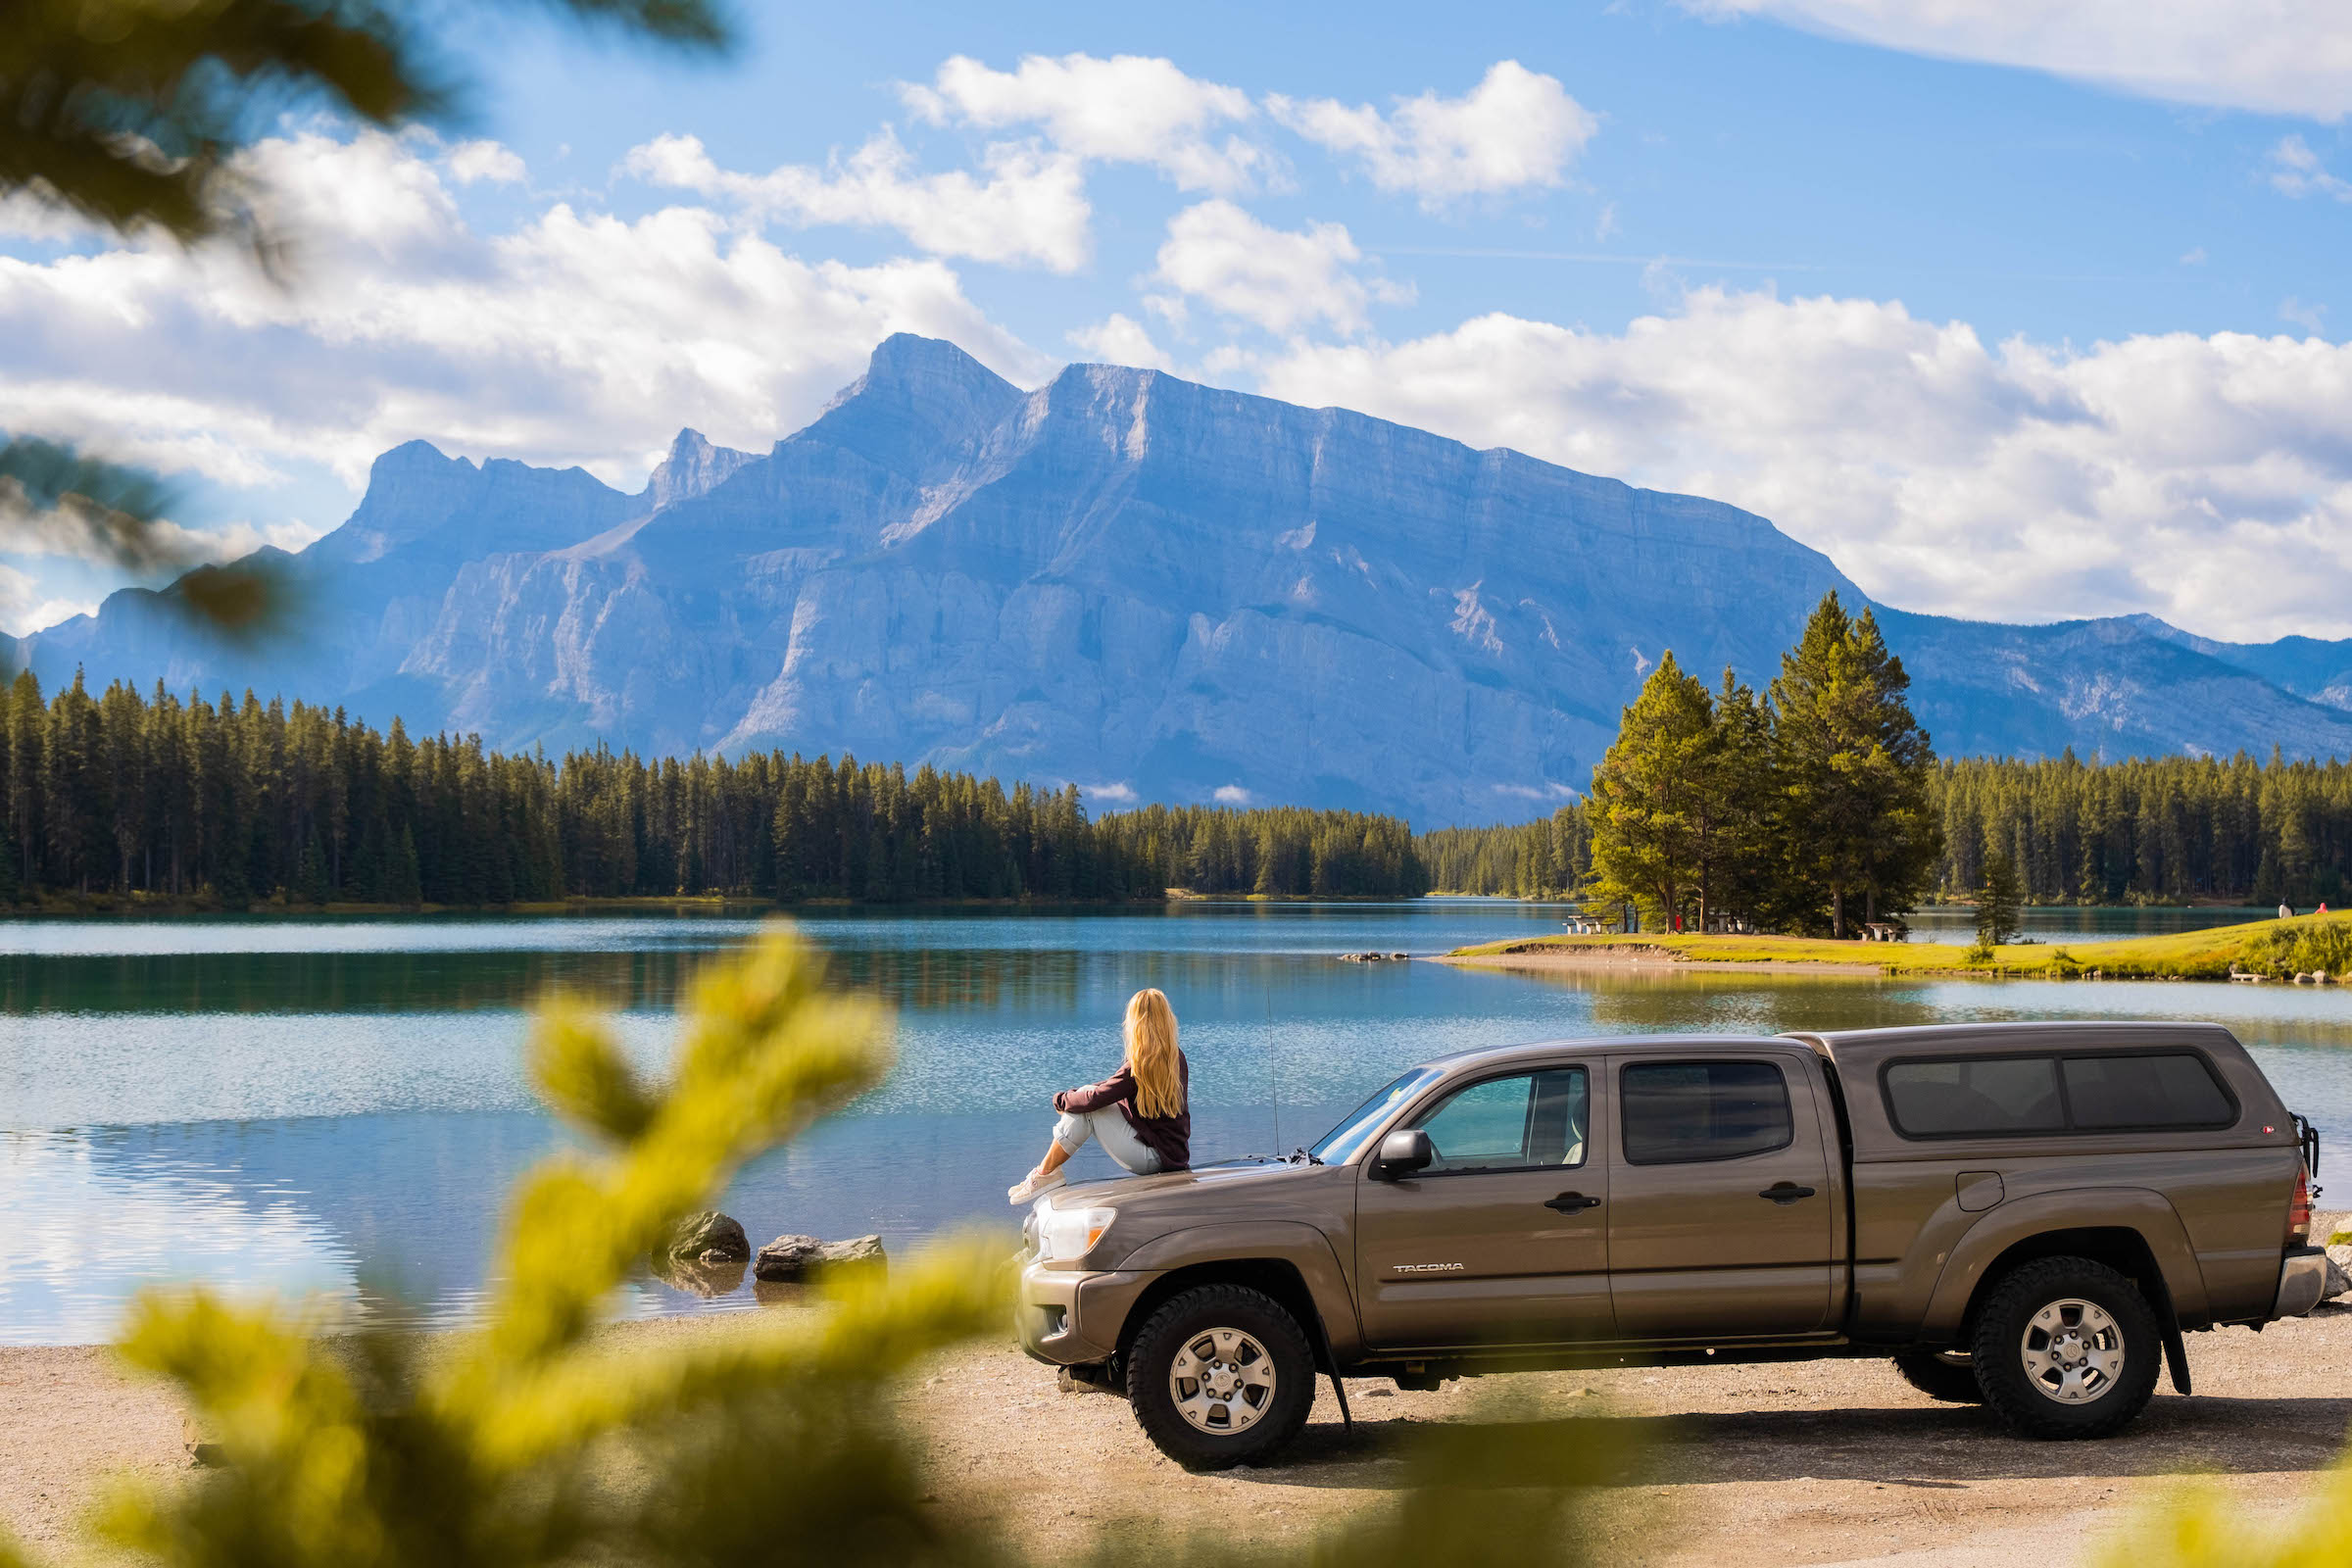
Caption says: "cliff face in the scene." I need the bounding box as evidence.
[23,335,2352,824]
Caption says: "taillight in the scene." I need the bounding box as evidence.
[2291,1167,2313,1246]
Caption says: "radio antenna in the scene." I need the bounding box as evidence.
[1265,985,1282,1157]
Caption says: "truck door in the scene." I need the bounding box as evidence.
[1355,1061,1614,1350]
[1605,1054,1837,1340]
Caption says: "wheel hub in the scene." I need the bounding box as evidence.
[1168,1327,1277,1435]
[2020,1298,2124,1404]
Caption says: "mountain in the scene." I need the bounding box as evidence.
[17,335,2352,826]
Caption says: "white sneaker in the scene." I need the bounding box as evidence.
[1007,1166,1066,1204]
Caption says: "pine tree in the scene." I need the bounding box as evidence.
[1769,594,1940,937]
[1976,851,2023,948]
[1587,653,1717,928]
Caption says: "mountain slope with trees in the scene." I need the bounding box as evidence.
[17,337,2352,827]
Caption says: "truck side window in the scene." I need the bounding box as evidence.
[2062,1054,2235,1130]
[1883,1057,2064,1137]
[1411,1068,1588,1173]
[1620,1061,1793,1164]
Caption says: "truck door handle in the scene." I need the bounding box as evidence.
[1545,1192,1601,1211]
[1759,1183,1816,1204]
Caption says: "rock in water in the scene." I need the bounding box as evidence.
[664,1210,749,1262]
[652,1252,746,1299]
[756,1233,887,1282]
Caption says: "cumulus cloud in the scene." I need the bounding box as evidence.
[1149,201,1411,337]
[1686,0,2352,121]
[2269,134,2352,200]
[0,130,1049,501]
[0,564,95,636]
[444,139,527,185]
[1067,313,1174,370]
[1266,62,1597,207]
[901,53,1275,194]
[1257,285,2352,642]
[620,129,1091,271]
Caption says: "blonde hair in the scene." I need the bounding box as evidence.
[1123,988,1184,1119]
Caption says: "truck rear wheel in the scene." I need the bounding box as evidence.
[1125,1283,1315,1470]
[1969,1256,2160,1439]
[1890,1349,1982,1403]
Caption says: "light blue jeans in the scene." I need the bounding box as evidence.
[1053,1106,1163,1175]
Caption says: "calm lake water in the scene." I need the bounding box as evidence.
[4,899,2345,1346]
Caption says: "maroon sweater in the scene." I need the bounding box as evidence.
[1054,1055,1191,1171]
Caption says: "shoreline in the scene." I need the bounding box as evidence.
[1440,910,2352,983]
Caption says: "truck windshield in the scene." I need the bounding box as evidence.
[1309,1067,1442,1164]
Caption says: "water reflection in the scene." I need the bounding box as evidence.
[7,903,2352,1346]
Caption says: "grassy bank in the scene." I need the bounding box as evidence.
[1446,911,2352,981]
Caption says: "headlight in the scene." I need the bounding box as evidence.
[1035,1204,1114,1263]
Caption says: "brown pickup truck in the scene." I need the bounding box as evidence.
[1016,1021,2327,1469]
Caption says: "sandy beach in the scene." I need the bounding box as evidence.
[9,1276,2349,1567]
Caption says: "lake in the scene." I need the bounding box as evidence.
[5,899,2347,1346]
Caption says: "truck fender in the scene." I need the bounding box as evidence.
[1919,1187,2209,1343]
[1113,1220,1364,1363]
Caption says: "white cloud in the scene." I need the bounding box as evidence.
[1686,0,2352,121]
[2269,134,2352,200]
[1068,313,1174,370]
[0,130,1050,503]
[444,139,527,186]
[901,53,1274,194]
[0,564,95,636]
[1267,62,1597,207]
[1257,285,2352,642]
[620,129,1091,271]
[2280,296,2328,333]
[1149,201,1411,337]
[1212,784,1253,805]
[0,497,322,567]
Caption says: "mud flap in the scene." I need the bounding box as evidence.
[2161,1318,2192,1396]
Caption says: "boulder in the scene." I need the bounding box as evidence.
[652,1252,747,1299]
[755,1233,887,1283]
[663,1210,750,1262]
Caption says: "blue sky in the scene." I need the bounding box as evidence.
[5,0,2351,640]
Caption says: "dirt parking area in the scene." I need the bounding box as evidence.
[8,1299,2348,1566]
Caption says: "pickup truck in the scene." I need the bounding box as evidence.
[1016,1021,2327,1469]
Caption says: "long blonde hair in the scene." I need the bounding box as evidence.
[1124,988,1184,1118]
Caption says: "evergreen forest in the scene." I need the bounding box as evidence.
[0,672,1424,906]
[1430,749,2352,911]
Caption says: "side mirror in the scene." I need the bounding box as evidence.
[1373,1128,1433,1180]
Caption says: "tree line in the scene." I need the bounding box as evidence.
[0,672,1429,906]
[1574,592,1940,936]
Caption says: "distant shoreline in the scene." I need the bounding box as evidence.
[0,889,1429,918]
[1441,912,2352,983]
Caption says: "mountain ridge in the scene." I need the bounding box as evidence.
[14,334,2352,826]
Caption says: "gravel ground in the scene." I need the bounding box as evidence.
[9,1233,2350,1567]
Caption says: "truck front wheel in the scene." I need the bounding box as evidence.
[1969,1256,2160,1439]
[1125,1283,1316,1470]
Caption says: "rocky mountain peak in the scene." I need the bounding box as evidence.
[643,428,757,512]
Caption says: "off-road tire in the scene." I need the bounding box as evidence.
[1125,1283,1316,1470]
[1891,1349,1983,1403]
[1969,1256,2160,1439]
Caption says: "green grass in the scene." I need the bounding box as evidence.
[1448,911,2352,981]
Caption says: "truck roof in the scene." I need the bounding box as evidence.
[1788,1018,2250,1072]
[1416,1033,1803,1075]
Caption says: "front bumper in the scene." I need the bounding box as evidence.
[2275,1246,2328,1318]
[1014,1256,1154,1365]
